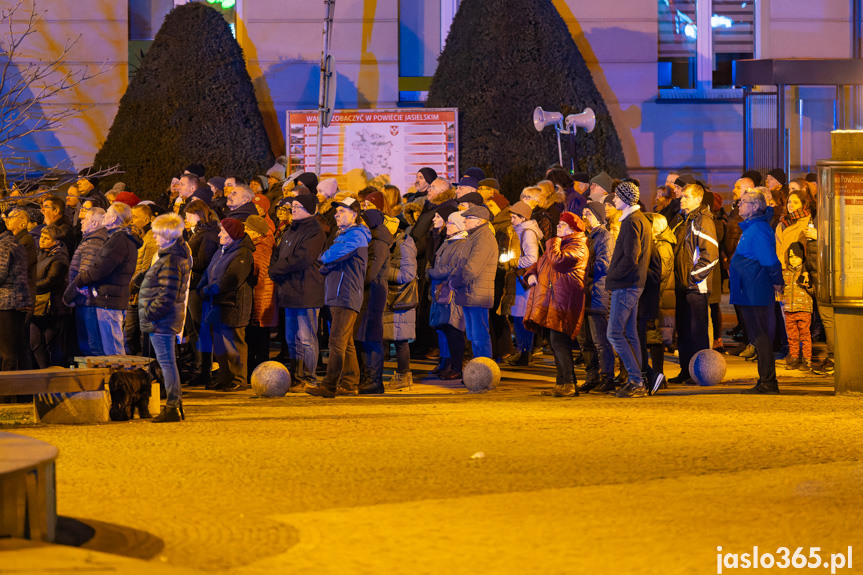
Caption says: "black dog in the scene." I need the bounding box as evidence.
[108,369,152,421]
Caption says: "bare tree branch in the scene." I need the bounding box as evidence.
[0,0,116,190]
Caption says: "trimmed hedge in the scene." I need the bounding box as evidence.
[94,3,272,198]
[426,0,627,201]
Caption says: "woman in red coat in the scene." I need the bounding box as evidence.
[524,212,588,397]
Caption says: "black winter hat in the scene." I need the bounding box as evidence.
[458,191,484,206]
[292,193,318,214]
[418,167,437,185]
[297,172,319,193]
[362,208,385,229]
[767,168,787,186]
[741,170,763,187]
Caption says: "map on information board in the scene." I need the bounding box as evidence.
[287,109,458,192]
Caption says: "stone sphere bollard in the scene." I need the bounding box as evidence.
[250,361,292,397]
[462,357,501,393]
[688,349,727,386]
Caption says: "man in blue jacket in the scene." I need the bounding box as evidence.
[729,189,785,394]
[306,197,370,398]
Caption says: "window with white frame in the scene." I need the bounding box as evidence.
[658,0,756,90]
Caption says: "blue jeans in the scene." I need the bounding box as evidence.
[285,308,320,383]
[588,314,615,379]
[78,306,104,356]
[96,308,126,355]
[512,316,534,354]
[362,341,384,386]
[150,333,181,408]
[463,306,492,359]
[607,287,644,385]
[437,330,450,360]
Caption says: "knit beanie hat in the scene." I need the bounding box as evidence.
[266,156,287,181]
[590,171,613,195]
[767,168,787,186]
[741,170,763,187]
[488,192,510,210]
[603,192,617,205]
[185,163,206,178]
[111,182,126,192]
[435,204,458,223]
[245,215,269,236]
[458,191,484,206]
[805,172,817,183]
[584,201,607,225]
[364,191,386,211]
[788,241,806,262]
[208,177,226,193]
[448,211,467,232]
[253,194,270,212]
[292,192,318,214]
[616,181,640,206]
[115,191,140,207]
[465,167,486,181]
[317,177,338,199]
[573,172,590,184]
[509,200,532,221]
[220,218,244,241]
[362,208,385,229]
[418,167,437,185]
[297,172,319,193]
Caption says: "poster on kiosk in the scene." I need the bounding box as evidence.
[287,108,458,192]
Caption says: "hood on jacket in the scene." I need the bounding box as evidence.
[654,223,677,245]
[515,219,542,242]
[491,206,512,232]
[109,226,145,250]
[158,237,192,261]
[739,206,775,231]
[369,222,394,246]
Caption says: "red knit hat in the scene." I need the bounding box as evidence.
[115,191,140,207]
[364,191,385,211]
[220,218,245,241]
[252,194,270,212]
[558,211,584,233]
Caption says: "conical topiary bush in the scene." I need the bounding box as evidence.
[94,3,272,197]
[426,0,627,200]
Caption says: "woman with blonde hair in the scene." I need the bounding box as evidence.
[521,184,560,242]
[139,213,192,422]
[382,184,404,217]
[72,202,143,354]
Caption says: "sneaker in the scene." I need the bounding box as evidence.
[531,347,544,358]
[287,382,307,393]
[577,380,601,393]
[785,355,799,370]
[358,381,385,395]
[385,372,412,391]
[649,372,665,395]
[810,357,834,375]
[616,381,647,398]
[595,378,617,394]
[739,344,756,359]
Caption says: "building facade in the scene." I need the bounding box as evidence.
[15,0,857,195]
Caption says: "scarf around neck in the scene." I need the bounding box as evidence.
[780,207,810,228]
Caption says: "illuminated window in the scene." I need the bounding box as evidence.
[658,0,756,90]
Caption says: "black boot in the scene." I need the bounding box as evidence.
[596,374,617,394]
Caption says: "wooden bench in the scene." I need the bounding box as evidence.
[0,432,58,542]
[0,367,109,396]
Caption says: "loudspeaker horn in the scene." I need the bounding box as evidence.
[565,107,596,133]
[533,107,563,132]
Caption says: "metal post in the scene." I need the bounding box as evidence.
[554,125,563,167]
[315,0,336,176]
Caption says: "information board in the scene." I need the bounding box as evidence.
[833,171,863,300]
[287,109,458,192]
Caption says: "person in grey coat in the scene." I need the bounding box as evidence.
[506,200,542,366]
[427,211,468,379]
[449,204,497,360]
[383,229,417,390]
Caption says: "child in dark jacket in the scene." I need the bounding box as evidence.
[782,242,814,371]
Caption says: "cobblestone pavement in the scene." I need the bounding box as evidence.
[2,343,861,574]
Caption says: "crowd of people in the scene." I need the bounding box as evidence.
[0,160,831,420]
